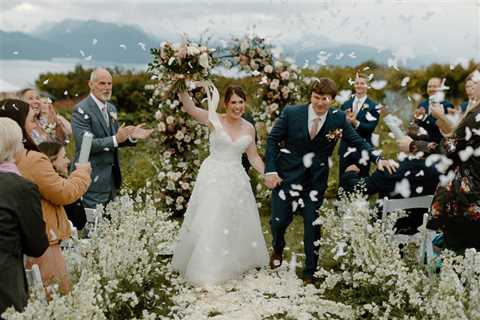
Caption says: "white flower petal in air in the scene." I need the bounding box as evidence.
[415,170,424,177]
[359,150,370,166]
[43,79,49,85]
[289,190,300,197]
[343,147,357,158]
[439,171,455,187]
[371,134,380,147]
[120,44,127,50]
[394,179,411,198]
[292,200,298,212]
[80,50,85,57]
[92,38,98,45]
[459,146,474,162]
[335,90,352,104]
[476,113,480,122]
[280,148,291,154]
[328,157,333,168]
[471,70,480,82]
[416,186,423,194]
[348,51,356,59]
[291,184,303,191]
[466,127,472,141]
[365,112,377,122]
[401,77,410,87]
[370,80,387,90]
[309,190,318,202]
[278,190,287,201]
[138,42,146,51]
[303,152,315,168]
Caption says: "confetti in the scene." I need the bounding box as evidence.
[394,179,411,198]
[92,38,98,45]
[303,152,315,168]
[401,77,410,87]
[365,112,377,122]
[278,190,286,200]
[120,44,127,50]
[370,80,387,90]
[309,190,319,202]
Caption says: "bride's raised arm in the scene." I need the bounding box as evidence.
[177,91,209,125]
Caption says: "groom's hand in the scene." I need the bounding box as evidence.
[377,159,399,174]
[264,173,282,189]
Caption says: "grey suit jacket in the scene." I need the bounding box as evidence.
[71,95,132,199]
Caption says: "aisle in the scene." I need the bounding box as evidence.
[170,264,353,320]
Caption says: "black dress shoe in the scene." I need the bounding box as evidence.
[302,276,318,285]
[269,250,283,269]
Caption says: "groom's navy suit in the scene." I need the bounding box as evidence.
[265,104,380,277]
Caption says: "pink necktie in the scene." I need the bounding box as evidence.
[309,117,321,140]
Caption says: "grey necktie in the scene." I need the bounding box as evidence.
[101,106,109,127]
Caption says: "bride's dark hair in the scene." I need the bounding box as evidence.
[224,85,247,104]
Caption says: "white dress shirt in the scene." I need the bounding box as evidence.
[90,93,118,147]
[352,95,367,115]
[308,104,327,137]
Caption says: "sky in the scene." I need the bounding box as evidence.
[0,0,479,62]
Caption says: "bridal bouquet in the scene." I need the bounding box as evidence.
[148,34,218,96]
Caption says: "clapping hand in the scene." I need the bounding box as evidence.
[130,123,154,140]
[377,159,399,174]
[414,107,426,121]
[430,103,444,120]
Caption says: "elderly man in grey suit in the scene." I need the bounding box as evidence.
[71,68,152,209]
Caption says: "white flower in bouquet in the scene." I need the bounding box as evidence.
[184,134,192,142]
[198,52,210,69]
[280,70,290,80]
[270,79,280,90]
[240,40,249,52]
[157,121,166,132]
[274,61,283,69]
[166,115,175,125]
[154,110,163,120]
[180,182,190,190]
[264,65,273,73]
[187,45,201,56]
[175,131,185,140]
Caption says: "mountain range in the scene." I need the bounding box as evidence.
[0,19,436,68]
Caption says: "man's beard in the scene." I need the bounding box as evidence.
[101,92,112,101]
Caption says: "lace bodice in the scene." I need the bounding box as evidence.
[208,113,252,163]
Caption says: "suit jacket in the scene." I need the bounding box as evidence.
[338,97,380,171]
[265,104,379,194]
[416,99,454,143]
[0,172,48,315]
[71,95,134,197]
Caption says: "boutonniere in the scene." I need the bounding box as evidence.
[109,111,118,121]
[326,128,343,141]
[362,103,369,110]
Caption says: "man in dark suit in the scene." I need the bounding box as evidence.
[415,77,454,143]
[71,68,152,209]
[264,77,398,283]
[338,73,380,178]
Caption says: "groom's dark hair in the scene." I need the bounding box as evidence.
[311,77,337,98]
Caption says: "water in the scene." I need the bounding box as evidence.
[0,58,147,91]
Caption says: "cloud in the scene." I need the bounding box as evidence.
[0,0,477,61]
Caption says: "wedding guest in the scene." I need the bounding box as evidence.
[398,69,480,252]
[37,96,72,144]
[38,141,87,230]
[459,78,474,113]
[71,68,153,209]
[0,99,92,294]
[18,88,49,145]
[338,72,380,179]
[0,117,49,317]
[415,77,455,143]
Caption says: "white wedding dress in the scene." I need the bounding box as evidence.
[171,107,268,286]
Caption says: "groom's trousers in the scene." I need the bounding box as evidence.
[269,178,324,277]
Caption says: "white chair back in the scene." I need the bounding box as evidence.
[382,195,434,215]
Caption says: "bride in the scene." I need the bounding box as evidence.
[171,82,269,286]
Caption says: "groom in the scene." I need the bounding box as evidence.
[264,77,397,283]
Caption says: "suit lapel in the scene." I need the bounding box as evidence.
[87,95,110,136]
